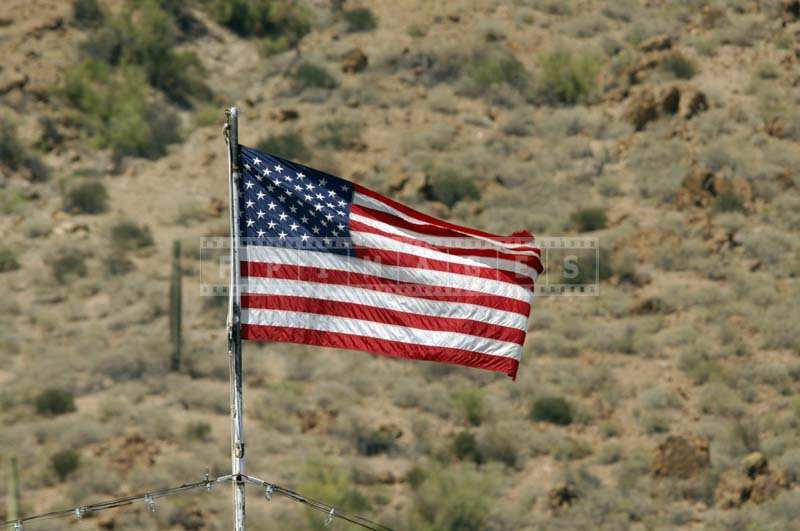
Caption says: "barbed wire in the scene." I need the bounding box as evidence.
[243,475,394,531]
[0,473,231,529]
[1,473,394,530]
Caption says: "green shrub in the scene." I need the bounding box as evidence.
[531,396,573,425]
[64,62,182,160]
[64,180,108,214]
[452,389,485,426]
[52,450,80,481]
[49,247,88,282]
[0,246,19,273]
[714,192,746,213]
[570,207,607,232]
[343,7,377,32]
[299,461,369,530]
[537,49,600,105]
[452,431,483,464]
[462,47,529,97]
[72,0,104,28]
[185,421,212,441]
[407,464,496,530]
[256,132,310,161]
[354,427,397,456]
[316,117,363,150]
[110,220,154,251]
[425,166,480,208]
[0,116,49,181]
[661,52,696,79]
[103,250,135,276]
[211,0,312,44]
[81,1,210,106]
[35,388,76,416]
[293,62,338,90]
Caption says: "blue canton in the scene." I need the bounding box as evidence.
[237,146,355,256]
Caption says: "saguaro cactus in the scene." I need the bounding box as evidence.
[6,455,20,523]
[170,240,182,372]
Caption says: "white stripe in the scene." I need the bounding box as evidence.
[241,245,532,303]
[242,309,522,360]
[242,277,529,330]
[353,192,538,253]
[350,213,540,280]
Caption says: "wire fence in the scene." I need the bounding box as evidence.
[1,473,394,530]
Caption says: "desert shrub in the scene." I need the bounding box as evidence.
[316,117,363,150]
[256,132,310,161]
[478,424,521,468]
[461,47,529,98]
[0,246,19,273]
[343,7,376,32]
[452,389,485,426]
[714,192,746,213]
[661,52,696,79]
[210,0,311,45]
[49,247,88,282]
[639,385,680,410]
[531,396,573,425]
[52,450,80,481]
[35,388,76,416]
[452,431,483,464]
[184,421,212,442]
[407,464,497,530]
[425,165,480,208]
[354,426,397,456]
[536,49,600,105]
[110,220,154,251]
[641,414,670,434]
[570,206,607,232]
[64,62,182,160]
[700,383,744,417]
[73,0,104,27]
[293,62,338,90]
[299,461,369,530]
[63,180,108,214]
[0,116,49,181]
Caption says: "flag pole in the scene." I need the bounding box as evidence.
[225,106,246,531]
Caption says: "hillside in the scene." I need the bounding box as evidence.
[1,0,800,529]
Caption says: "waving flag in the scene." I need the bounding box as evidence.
[235,145,542,378]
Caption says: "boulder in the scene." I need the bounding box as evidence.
[342,48,368,74]
[652,435,710,479]
[625,88,659,131]
[783,0,800,21]
[715,453,790,509]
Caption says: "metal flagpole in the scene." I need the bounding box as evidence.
[225,106,246,531]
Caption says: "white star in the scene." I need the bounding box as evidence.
[256,210,266,219]
[336,210,345,216]
[332,230,339,237]
[274,165,283,173]
[328,190,337,197]
[272,179,281,186]
[267,185,275,192]
[305,183,315,191]
[278,231,287,240]
[319,178,327,186]
[337,200,346,207]
[325,213,334,221]
[301,234,310,242]
[245,200,255,209]
[256,229,265,237]
[294,184,303,191]
[267,201,277,210]
[301,216,309,223]
[315,193,324,200]
[279,212,288,221]
[278,195,286,203]
[297,172,305,180]
[312,226,320,234]
[304,194,313,201]
[322,237,331,245]
[337,223,345,231]
[256,191,266,200]
[245,181,254,189]
[289,223,299,231]
[340,185,348,192]
[326,202,334,208]
[290,206,298,213]
[314,203,323,211]
[263,167,272,176]
[244,163,251,170]
[246,219,255,227]
[253,158,261,166]
[267,220,277,229]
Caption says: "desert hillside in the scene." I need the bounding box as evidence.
[1,0,800,529]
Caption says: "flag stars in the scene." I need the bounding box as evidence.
[274,165,283,173]
[279,212,288,221]
[278,231,287,240]
[289,223,299,232]
[256,229,265,237]
[267,201,277,210]
[267,220,277,229]
[246,219,255,227]
[297,172,305,180]
[253,158,261,166]
[256,191,266,200]
[256,210,266,219]
[245,200,255,209]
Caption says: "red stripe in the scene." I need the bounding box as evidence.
[353,246,534,288]
[350,219,544,274]
[241,324,519,378]
[241,261,531,316]
[354,185,539,249]
[241,294,525,344]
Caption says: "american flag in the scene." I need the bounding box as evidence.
[236,145,542,378]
